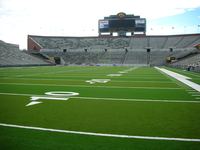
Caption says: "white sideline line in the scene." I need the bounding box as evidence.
[0,123,200,142]
[0,92,200,103]
[155,67,200,92]
[0,82,182,90]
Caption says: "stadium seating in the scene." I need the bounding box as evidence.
[31,34,200,50]
[27,34,200,66]
[169,52,200,72]
[0,40,51,67]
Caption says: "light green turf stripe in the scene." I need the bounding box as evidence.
[0,92,199,103]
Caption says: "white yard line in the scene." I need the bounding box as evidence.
[155,67,200,92]
[0,92,200,103]
[186,89,196,92]
[191,95,200,97]
[188,92,199,94]
[73,96,200,103]
[1,77,173,83]
[15,67,101,77]
[0,82,182,90]
[0,123,200,142]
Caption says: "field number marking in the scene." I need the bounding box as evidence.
[26,91,79,107]
[107,74,122,77]
[85,79,111,84]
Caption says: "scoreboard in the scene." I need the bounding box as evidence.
[109,19,135,28]
[99,20,109,32]
[99,12,146,36]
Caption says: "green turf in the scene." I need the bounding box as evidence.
[0,66,200,149]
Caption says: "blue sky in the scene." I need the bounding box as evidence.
[0,0,200,49]
[148,7,200,35]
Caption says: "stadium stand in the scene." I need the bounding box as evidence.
[0,40,52,67]
[28,34,200,66]
[168,49,200,72]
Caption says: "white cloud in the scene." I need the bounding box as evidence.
[0,0,200,49]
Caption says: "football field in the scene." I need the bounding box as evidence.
[0,66,200,149]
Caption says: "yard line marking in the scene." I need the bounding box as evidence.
[186,89,196,91]
[14,75,166,79]
[1,77,174,83]
[0,123,200,142]
[2,75,169,80]
[0,83,182,90]
[188,92,199,94]
[15,67,100,77]
[0,92,35,97]
[73,97,200,103]
[0,92,200,103]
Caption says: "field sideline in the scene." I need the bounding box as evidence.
[0,66,200,150]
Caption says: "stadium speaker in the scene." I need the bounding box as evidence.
[170,48,173,52]
[147,48,151,53]
[84,49,87,52]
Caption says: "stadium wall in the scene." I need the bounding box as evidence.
[28,35,43,51]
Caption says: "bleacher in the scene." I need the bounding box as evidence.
[0,40,52,67]
[28,34,200,66]
[168,49,200,72]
